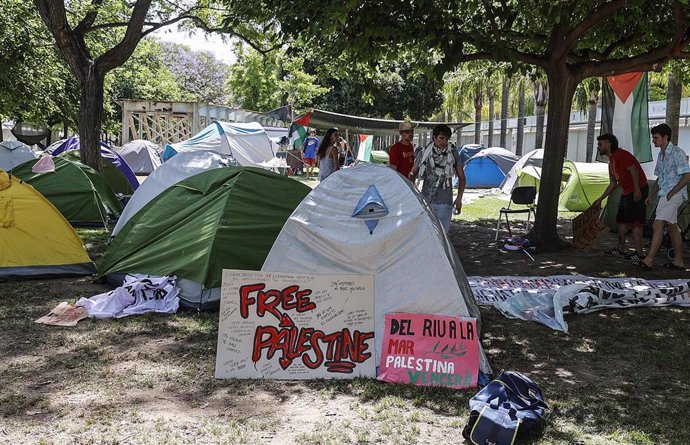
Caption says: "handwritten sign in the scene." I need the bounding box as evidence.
[378,313,479,389]
[215,270,375,379]
[572,202,608,251]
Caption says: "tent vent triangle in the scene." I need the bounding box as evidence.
[352,184,388,233]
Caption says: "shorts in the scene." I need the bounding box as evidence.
[616,185,648,226]
[303,157,315,166]
[655,193,684,224]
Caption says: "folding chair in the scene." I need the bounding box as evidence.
[495,186,537,240]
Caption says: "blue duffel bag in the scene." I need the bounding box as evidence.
[462,370,550,445]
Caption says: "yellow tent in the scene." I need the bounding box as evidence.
[0,170,95,278]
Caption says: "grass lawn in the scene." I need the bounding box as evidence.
[1,196,688,444]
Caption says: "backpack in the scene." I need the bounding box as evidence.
[462,370,549,445]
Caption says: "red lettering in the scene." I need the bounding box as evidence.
[296,288,316,312]
[257,288,282,320]
[303,330,325,369]
[240,283,265,319]
[281,285,298,311]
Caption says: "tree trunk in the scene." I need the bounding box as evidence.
[487,89,495,147]
[500,77,509,149]
[474,85,482,144]
[79,65,104,172]
[528,69,578,250]
[666,71,682,145]
[585,91,598,162]
[534,82,548,150]
[516,82,525,156]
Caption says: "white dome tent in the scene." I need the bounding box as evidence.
[118,139,162,174]
[262,163,491,375]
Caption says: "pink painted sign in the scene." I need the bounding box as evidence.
[378,313,479,389]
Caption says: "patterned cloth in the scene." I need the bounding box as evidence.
[415,142,458,205]
[654,142,690,199]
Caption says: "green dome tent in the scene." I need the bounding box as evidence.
[98,167,311,308]
[11,157,123,226]
[558,160,610,211]
[59,150,135,197]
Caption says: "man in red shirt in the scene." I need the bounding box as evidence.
[592,133,648,261]
[389,121,416,178]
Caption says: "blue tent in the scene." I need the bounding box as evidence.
[48,136,139,191]
[464,147,519,188]
[457,144,485,165]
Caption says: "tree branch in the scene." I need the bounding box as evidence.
[73,0,104,38]
[96,0,152,73]
[33,0,91,80]
[557,0,629,58]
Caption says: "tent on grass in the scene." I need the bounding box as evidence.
[98,167,311,308]
[48,136,139,193]
[261,163,490,374]
[558,160,610,211]
[458,144,486,165]
[110,151,232,238]
[59,150,135,197]
[500,149,544,193]
[117,140,162,174]
[0,141,38,171]
[0,170,95,278]
[11,157,123,226]
[162,121,274,166]
[464,147,519,188]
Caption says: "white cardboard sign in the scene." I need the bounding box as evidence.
[215,270,375,379]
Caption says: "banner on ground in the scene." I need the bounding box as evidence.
[470,275,690,305]
[572,202,608,251]
[600,72,652,163]
[215,270,375,379]
[378,313,479,389]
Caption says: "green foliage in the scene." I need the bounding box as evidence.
[0,0,78,128]
[227,43,327,111]
[109,38,184,102]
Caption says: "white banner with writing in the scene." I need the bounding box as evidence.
[215,270,376,379]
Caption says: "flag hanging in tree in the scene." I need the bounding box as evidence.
[288,112,312,150]
[600,72,653,163]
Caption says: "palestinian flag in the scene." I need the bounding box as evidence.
[600,72,652,163]
[288,112,312,150]
[357,134,373,162]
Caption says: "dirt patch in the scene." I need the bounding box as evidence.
[452,218,689,279]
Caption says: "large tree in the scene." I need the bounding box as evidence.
[224,0,690,249]
[33,0,263,171]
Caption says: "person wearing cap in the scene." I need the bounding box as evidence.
[408,124,465,232]
[301,128,319,179]
[389,121,416,178]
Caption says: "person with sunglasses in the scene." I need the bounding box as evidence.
[389,121,416,178]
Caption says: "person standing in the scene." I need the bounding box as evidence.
[389,121,416,178]
[634,123,690,270]
[301,129,319,179]
[408,124,465,232]
[316,128,340,182]
[592,133,648,261]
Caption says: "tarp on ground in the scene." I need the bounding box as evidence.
[0,141,38,172]
[99,167,311,308]
[0,170,95,278]
[117,140,162,175]
[464,147,518,188]
[11,157,123,226]
[162,121,274,166]
[261,163,490,374]
[110,152,233,238]
[48,136,139,193]
[501,149,544,193]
